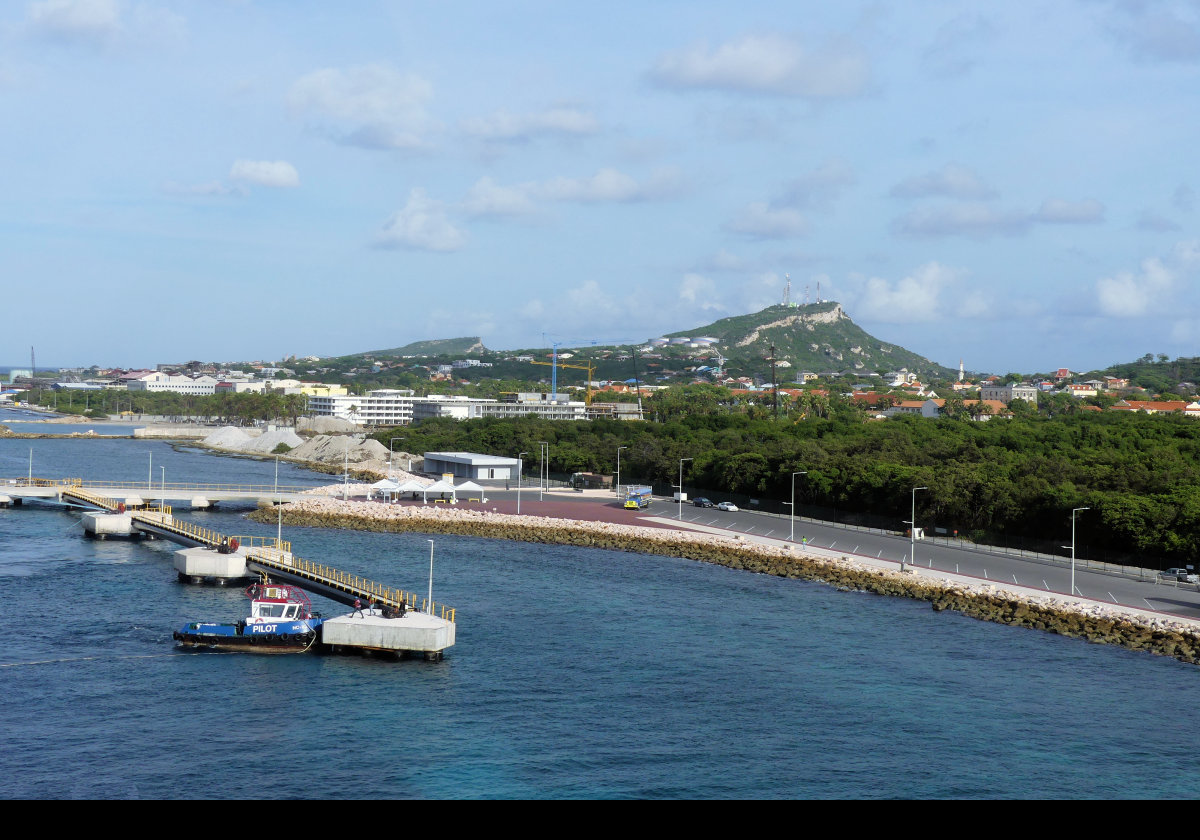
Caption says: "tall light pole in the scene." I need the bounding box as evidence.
[790,471,807,542]
[1071,507,1090,598]
[538,441,548,501]
[517,451,527,515]
[678,457,692,520]
[160,466,165,509]
[275,455,282,544]
[905,486,927,573]
[616,445,627,497]
[28,448,32,484]
[148,451,153,491]
[427,539,435,615]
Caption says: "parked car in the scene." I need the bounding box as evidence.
[1159,567,1199,583]
[717,501,739,512]
[693,497,714,508]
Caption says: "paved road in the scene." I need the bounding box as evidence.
[488,488,1200,622]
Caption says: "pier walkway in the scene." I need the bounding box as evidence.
[3,476,310,507]
[5,477,455,623]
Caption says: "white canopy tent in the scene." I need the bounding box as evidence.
[369,478,401,501]
[454,480,487,502]
[421,479,458,503]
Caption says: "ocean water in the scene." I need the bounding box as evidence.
[2,437,1200,799]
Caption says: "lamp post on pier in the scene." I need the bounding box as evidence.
[427,539,435,616]
[790,471,807,542]
[616,445,627,497]
[1071,507,1090,598]
[517,452,527,515]
[538,441,548,501]
[678,458,692,520]
[148,451,153,491]
[160,466,165,510]
[904,486,927,573]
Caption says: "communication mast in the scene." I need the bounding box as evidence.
[781,274,791,307]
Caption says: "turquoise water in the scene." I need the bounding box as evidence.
[2,438,1199,799]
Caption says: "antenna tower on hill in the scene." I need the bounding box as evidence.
[781,274,792,307]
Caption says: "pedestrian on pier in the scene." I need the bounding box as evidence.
[353,597,363,618]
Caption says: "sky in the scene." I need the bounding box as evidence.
[3,0,1199,374]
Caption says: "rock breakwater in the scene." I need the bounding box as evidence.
[251,496,1200,666]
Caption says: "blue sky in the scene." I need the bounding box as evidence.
[3,0,1199,374]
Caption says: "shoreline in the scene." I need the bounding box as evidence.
[250,495,1200,667]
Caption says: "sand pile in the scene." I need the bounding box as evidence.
[287,434,389,464]
[297,416,359,434]
[201,427,255,449]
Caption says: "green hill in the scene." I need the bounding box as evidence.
[374,337,488,357]
[664,302,954,379]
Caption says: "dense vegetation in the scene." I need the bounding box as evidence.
[19,388,306,425]
[369,391,1200,566]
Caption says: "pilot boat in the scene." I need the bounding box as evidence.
[173,581,324,653]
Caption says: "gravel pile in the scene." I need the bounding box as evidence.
[288,434,389,464]
[240,428,305,454]
[201,426,255,449]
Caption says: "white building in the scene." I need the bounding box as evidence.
[126,372,219,395]
[979,383,1038,404]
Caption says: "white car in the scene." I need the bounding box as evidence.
[717,501,739,512]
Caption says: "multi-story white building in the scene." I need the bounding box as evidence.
[126,372,219,395]
[979,383,1038,405]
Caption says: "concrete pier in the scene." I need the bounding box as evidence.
[82,512,136,538]
[173,546,249,584]
[321,609,455,659]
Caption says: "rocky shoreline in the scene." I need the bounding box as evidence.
[251,495,1200,667]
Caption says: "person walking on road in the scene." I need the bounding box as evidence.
[352,597,364,618]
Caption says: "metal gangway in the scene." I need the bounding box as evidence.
[45,480,457,622]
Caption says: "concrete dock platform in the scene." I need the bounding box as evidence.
[321,609,455,659]
[82,512,136,538]
[173,546,249,584]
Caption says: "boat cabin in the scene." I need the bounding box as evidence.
[247,583,314,621]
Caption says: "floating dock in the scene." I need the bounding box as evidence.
[7,475,458,660]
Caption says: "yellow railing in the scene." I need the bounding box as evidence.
[232,535,292,553]
[73,480,315,494]
[244,551,456,622]
[60,486,123,511]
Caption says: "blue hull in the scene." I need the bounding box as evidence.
[173,619,325,653]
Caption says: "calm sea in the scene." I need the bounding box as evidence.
[2,437,1199,799]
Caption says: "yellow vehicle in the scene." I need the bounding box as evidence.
[624,487,652,510]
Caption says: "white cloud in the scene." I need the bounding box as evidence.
[229,159,299,189]
[461,177,536,218]
[678,273,723,311]
[539,168,641,202]
[1137,209,1181,232]
[921,15,997,78]
[374,189,466,252]
[651,33,869,98]
[1033,198,1105,224]
[288,64,436,150]
[536,167,682,203]
[725,203,807,239]
[1104,1,1200,63]
[1094,242,1197,317]
[854,262,965,323]
[1096,257,1175,317]
[890,164,997,200]
[27,0,120,43]
[776,158,855,209]
[892,203,1029,238]
[161,181,245,197]
[461,107,599,141]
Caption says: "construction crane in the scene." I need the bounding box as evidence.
[529,359,598,405]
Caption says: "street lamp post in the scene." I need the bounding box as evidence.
[148,451,153,491]
[790,471,807,542]
[904,486,927,573]
[427,539,435,615]
[1071,507,1090,598]
[517,452,527,515]
[160,466,165,510]
[678,458,692,520]
[616,445,627,497]
[538,441,548,501]
[275,455,282,544]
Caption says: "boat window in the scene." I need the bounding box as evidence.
[257,604,284,618]
[284,605,298,619]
